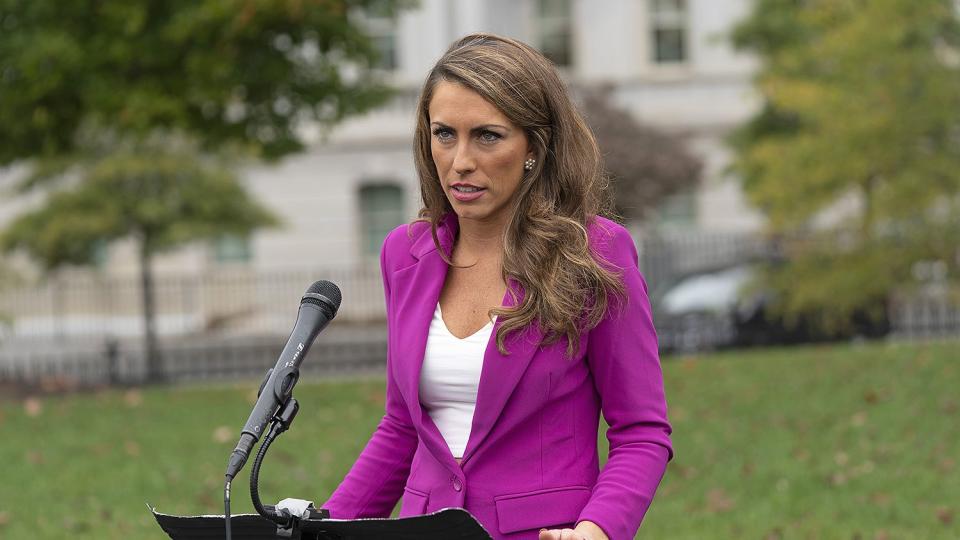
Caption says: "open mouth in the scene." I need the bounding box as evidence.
[449,184,486,201]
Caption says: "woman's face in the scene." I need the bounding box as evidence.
[428,81,532,227]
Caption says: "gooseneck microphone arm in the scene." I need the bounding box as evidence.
[224,281,342,482]
[223,281,341,540]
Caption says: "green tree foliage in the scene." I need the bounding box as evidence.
[731,0,960,328]
[2,133,279,381]
[582,90,702,221]
[3,134,277,269]
[0,257,18,334]
[0,0,408,380]
[0,0,404,161]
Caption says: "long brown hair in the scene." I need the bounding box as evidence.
[413,33,624,356]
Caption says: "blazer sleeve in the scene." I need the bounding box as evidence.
[576,223,674,539]
[322,228,418,518]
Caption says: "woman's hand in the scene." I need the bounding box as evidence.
[538,521,608,540]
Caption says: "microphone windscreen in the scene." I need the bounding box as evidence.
[305,280,342,311]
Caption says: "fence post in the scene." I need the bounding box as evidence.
[105,337,120,385]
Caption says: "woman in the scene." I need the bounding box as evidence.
[323,33,673,540]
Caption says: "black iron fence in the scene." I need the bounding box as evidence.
[0,266,385,340]
[1,230,957,388]
[637,228,774,297]
[890,290,960,340]
[0,326,387,388]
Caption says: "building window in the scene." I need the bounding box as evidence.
[90,239,110,269]
[358,184,405,257]
[656,189,697,229]
[357,2,399,71]
[535,0,573,67]
[650,0,688,64]
[212,234,252,264]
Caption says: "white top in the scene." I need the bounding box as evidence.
[419,302,494,458]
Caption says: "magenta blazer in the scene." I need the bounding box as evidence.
[323,214,673,539]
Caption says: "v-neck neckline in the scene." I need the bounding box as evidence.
[435,302,494,341]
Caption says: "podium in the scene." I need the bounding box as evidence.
[159,295,494,540]
[153,507,493,540]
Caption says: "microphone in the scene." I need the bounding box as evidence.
[225,280,342,481]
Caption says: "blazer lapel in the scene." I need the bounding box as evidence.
[390,214,544,469]
[390,216,459,469]
[460,282,543,467]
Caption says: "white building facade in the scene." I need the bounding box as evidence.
[256,0,766,272]
[0,0,766,336]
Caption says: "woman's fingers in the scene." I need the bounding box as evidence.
[539,528,587,540]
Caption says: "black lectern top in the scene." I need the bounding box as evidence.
[152,507,493,540]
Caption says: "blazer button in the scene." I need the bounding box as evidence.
[452,477,462,492]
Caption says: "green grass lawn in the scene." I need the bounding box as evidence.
[0,340,957,539]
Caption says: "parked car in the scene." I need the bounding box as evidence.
[653,264,890,353]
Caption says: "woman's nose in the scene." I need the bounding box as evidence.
[452,142,476,175]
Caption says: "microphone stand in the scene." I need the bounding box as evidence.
[160,384,494,539]
[144,281,484,539]
[247,379,330,538]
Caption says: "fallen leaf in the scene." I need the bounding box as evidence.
[0,511,9,526]
[212,426,232,444]
[850,411,867,427]
[706,488,735,512]
[936,506,953,525]
[366,389,385,404]
[937,458,955,473]
[195,490,216,507]
[40,376,72,393]
[941,399,958,415]
[852,461,875,476]
[869,492,892,507]
[124,440,141,457]
[91,443,111,457]
[23,398,42,417]
[680,357,699,371]
[763,527,783,540]
[830,472,847,486]
[124,390,143,408]
[63,516,90,533]
[26,450,44,465]
[316,449,334,466]
[673,464,698,479]
[874,530,890,540]
[863,389,879,404]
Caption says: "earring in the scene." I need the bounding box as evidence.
[524,158,536,171]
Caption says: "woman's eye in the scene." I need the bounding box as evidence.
[479,131,501,143]
[432,128,454,142]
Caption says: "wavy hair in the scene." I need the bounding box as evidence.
[413,33,624,356]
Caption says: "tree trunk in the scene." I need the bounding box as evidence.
[139,239,162,383]
[861,175,878,241]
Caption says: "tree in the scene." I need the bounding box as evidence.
[3,133,278,381]
[730,0,960,329]
[0,0,404,161]
[0,257,18,336]
[581,89,702,222]
[0,0,408,381]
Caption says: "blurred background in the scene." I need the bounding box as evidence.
[0,1,958,538]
